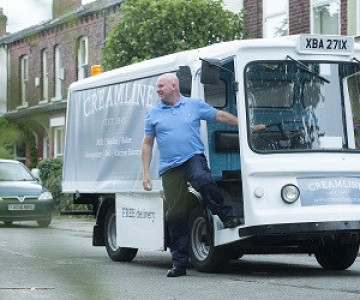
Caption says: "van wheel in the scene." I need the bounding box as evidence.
[188,206,230,272]
[104,208,138,262]
[315,240,359,270]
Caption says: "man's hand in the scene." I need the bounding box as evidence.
[143,173,152,191]
[251,124,267,132]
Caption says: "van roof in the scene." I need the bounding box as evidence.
[68,35,359,91]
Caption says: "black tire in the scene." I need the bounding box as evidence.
[104,207,138,262]
[315,241,359,270]
[4,221,13,226]
[188,206,230,272]
[37,219,51,228]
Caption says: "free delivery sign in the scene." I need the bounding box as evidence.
[298,177,360,206]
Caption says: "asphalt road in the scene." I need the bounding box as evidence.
[0,217,360,300]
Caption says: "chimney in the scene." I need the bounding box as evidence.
[0,8,7,36]
[52,0,82,18]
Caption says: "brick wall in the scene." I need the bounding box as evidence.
[244,0,347,38]
[341,0,347,35]
[8,5,123,110]
[53,0,82,18]
[244,0,263,38]
[289,0,310,35]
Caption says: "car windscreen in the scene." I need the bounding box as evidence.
[0,162,34,181]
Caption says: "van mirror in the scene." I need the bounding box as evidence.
[200,58,221,84]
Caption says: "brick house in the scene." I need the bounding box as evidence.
[245,0,358,40]
[0,0,124,165]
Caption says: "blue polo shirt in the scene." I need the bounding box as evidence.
[144,95,217,175]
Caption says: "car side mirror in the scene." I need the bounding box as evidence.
[200,58,221,85]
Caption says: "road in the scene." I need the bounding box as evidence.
[0,218,360,300]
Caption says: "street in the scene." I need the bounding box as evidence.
[0,217,360,300]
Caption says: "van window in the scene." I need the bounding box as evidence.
[204,80,227,108]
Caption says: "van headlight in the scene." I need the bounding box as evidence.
[281,184,300,204]
[38,192,53,200]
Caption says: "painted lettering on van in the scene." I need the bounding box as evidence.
[308,179,360,191]
[82,82,157,117]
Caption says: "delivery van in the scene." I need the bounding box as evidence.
[63,35,360,272]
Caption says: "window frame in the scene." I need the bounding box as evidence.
[20,55,29,107]
[54,45,63,101]
[77,36,89,80]
[263,0,289,38]
[41,49,49,101]
[53,126,64,158]
[310,0,341,35]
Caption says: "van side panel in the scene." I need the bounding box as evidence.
[62,76,160,193]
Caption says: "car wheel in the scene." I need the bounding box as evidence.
[37,219,51,228]
[188,205,230,272]
[104,207,138,262]
[4,221,13,226]
[315,240,359,270]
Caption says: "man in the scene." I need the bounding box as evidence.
[142,73,264,278]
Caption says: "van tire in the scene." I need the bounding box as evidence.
[188,206,230,272]
[104,207,138,262]
[315,240,359,270]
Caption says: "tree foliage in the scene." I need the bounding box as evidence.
[0,117,21,159]
[102,0,246,70]
[37,158,73,212]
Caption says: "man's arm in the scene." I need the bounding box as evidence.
[141,135,155,191]
[214,110,267,131]
[214,110,238,127]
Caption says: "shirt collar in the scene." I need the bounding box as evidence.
[160,95,185,109]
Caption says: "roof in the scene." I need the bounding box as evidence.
[0,0,124,44]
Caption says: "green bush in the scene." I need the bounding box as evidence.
[37,158,73,213]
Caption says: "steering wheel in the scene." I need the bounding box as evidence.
[257,120,305,150]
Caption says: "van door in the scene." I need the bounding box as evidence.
[204,61,244,221]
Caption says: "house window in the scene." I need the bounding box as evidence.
[51,116,65,158]
[54,45,63,100]
[43,137,49,159]
[20,55,29,106]
[263,0,288,37]
[78,36,89,80]
[311,0,340,34]
[53,127,64,158]
[42,49,49,100]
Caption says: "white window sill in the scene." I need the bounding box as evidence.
[39,99,49,104]
[16,102,29,109]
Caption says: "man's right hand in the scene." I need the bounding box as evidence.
[143,173,152,191]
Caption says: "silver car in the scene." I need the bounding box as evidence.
[0,159,54,227]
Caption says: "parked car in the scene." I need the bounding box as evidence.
[0,159,54,227]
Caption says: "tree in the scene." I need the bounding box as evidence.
[0,117,21,159]
[102,0,246,70]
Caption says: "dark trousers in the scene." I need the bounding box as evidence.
[161,154,234,267]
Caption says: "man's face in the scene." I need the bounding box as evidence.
[156,77,174,103]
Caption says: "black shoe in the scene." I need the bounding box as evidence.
[223,217,242,229]
[167,266,186,277]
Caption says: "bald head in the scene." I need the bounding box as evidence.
[156,73,180,105]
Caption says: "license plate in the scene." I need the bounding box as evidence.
[8,204,35,211]
[298,35,354,55]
